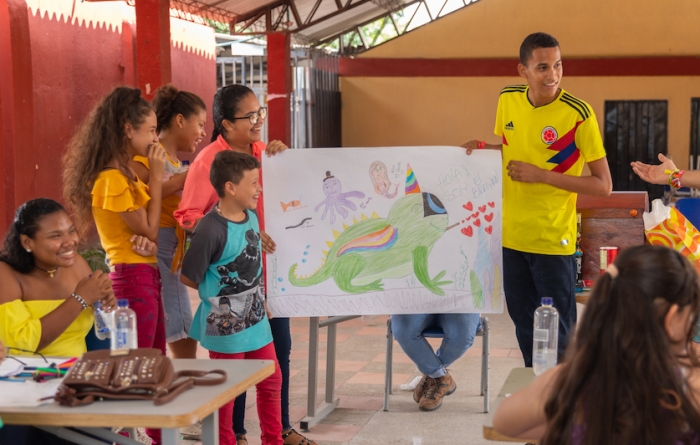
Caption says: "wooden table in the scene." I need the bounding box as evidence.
[0,358,274,445]
[483,367,536,442]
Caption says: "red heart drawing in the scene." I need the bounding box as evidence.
[462,219,466,223]
[485,225,493,234]
[473,218,481,227]
[472,212,480,219]
[465,215,472,221]
[463,202,473,211]
[484,213,494,222]
[479,205,486,213]
[488,202,495,208]
[461,226,473,237]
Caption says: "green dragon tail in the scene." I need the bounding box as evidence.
[288,260,334,287]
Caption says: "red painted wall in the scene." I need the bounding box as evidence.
[0,1,215,236]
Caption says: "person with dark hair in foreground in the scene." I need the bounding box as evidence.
[493,245,700,445]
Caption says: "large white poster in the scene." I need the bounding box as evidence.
[262,146,504,317]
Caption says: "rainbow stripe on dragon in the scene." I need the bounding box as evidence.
[289,164,452,296]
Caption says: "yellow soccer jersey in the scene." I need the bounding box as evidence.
[495,85,606,255]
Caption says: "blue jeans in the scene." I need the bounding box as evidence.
[156,227,193,343]
[503,247,576,367]
[233,316,292,435]
[392,313,480,378]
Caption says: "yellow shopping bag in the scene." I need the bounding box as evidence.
[644,199,700,273]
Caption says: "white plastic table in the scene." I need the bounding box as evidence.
[0,358,274,445]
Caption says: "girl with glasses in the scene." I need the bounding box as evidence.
[174,85,308,445]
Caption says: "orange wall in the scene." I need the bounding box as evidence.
[362,0,700,59]
[342,76,700,168]
[342,0,700,169]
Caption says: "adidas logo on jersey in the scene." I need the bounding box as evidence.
[505,121,514,130]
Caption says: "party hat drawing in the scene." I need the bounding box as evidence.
[405,163,421,195]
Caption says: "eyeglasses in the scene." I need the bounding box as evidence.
[231,107,267,125]
[6,346,49,366]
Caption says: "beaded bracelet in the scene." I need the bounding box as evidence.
[477,141,487,149]
[665,168,685,190]
[71,293,88,310]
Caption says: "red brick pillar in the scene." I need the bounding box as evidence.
[0,0,34,229]
[135,0,171,99]
[266,32,291,145]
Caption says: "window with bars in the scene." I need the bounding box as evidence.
[690,99,700,167]
[604,100,668,202]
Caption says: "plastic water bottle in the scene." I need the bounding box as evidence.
[533,297,559,375]
[110,299,138,351]
[93,301,111,340]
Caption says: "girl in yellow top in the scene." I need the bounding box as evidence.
[63,87,167,358]
[0,199,118,358]
[130,84,206,359]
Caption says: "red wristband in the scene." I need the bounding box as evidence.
[477,141,486,149]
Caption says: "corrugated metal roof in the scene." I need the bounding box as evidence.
[176,0,412,43]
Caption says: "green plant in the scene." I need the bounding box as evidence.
[79,247,109,273]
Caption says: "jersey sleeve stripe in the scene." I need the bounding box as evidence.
[500,88,527,95]
[561,93,591,118]
[559,97,587,120]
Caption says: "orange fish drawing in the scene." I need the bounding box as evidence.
[281,200,301,212]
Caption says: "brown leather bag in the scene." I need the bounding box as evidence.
[55,348,226,406]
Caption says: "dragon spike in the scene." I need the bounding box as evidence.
[321,250,329,256]
[371,211,380,219]
[353,217,358,224]
[342,222,349,230]
[321,258,326,264]
[326,240,334,248]
[361,214,368,220]
[405,163,421,195]
[332,229,341,239]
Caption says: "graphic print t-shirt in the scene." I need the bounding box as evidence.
[181,209,272,353]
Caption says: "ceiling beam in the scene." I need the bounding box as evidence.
[231,0,377,35]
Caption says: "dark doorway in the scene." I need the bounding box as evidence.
[690,99,700,168]
[604,100,668,202]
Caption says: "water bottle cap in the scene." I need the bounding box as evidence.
[541,297,553,306]
[93,301,102,310]
[117,299,129,308]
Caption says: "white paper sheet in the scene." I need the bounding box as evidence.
[0,378,63,407]
[0,357,53,377]
[262,146,504,316]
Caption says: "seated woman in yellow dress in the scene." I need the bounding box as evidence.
[0,198,156,444]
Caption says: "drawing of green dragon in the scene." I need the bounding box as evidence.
[289,164,452,295]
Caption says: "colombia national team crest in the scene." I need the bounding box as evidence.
[541,126,558,145]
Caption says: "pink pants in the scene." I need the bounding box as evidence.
[110,263,167,444]
[109,263,166,354]
[210,342,283,445]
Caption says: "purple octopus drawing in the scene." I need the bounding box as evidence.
[314,171,365,224]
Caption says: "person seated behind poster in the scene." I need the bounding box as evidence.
[180,150,282,445]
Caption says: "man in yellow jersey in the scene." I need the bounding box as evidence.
[463,32,612,366]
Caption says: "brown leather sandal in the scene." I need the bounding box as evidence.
[236,433,248,445]
[282,428,317,445]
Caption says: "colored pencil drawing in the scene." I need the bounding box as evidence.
[263,146,504,316]
[314,171,365,224]
[290,164,452,295]
[369,161,399,199]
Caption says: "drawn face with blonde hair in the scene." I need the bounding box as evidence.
[369,161,390,194]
